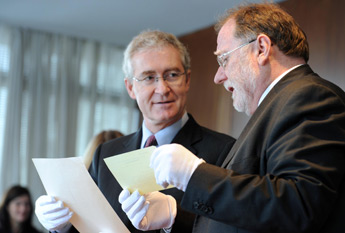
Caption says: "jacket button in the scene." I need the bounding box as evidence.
[193,201,201,209]
[201,205,208,212]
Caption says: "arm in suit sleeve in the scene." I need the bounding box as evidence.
[180,82,345,233]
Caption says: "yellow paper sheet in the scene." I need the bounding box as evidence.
[104,146,172,194]
[33,157,130,233]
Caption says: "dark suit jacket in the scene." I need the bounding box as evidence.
[85,114,235,233]
[181,65,345,233]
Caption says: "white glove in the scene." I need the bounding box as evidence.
[35,195,73,232]
[150,144,205,191]
[119,189,177,231]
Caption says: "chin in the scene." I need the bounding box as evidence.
[160,111,181,122]
[159,113,177,122]
[14,218,27,223]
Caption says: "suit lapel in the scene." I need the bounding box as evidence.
[221,114,258,167]
[172,114,201,155]
[123,128,142,151]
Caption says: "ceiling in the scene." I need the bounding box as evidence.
[0,0,282,48]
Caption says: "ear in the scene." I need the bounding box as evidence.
[185,69,191,91]
[124,78,137,100]
[256,34,272,66]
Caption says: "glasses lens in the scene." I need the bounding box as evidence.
[134,71,185,86]
[217,56,226,67]
[164,71,184,84]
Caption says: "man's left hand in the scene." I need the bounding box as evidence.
[150,144,205,191]
[119,189,177,231]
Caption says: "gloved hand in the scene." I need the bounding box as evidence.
[150,144,205,191]
[35,195,73,232]
[119,189,177,231]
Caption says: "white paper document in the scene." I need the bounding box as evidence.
[33,157,130,233]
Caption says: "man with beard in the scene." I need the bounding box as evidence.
[120,3,345,233]
[34,30,235,233]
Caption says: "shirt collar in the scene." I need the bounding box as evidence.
[141,112,189,148]
[258,64,304,106]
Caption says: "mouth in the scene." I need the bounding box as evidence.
[227,86,234,93]
[224,83,234,93]
[155,100,174,105]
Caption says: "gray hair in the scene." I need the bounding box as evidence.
[122,30,191,79]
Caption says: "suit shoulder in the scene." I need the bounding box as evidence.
[282,70,345,99]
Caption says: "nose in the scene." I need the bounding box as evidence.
[214,67,227,84]
[154,77,171,95]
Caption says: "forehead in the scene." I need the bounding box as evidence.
[131,46,183,74]
[10,195,29,204]
[217,18,237,51]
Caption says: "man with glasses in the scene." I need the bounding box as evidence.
[121,3,345,233]
[34,30,235,233]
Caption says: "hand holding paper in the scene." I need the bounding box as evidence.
[35,195,73,231]
[150,144,205,191]
[33,157,130,233]
[119,189,177,231]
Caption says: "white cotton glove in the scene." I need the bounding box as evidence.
[35,195,73,232]
[150,144,205,191]
[119,189,177,231]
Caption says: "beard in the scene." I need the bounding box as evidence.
[230,54,257,116]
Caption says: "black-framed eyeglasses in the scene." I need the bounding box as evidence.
[132,71,186,86]
[216,39,256,68]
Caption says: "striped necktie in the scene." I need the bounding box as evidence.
[144,134,157,147]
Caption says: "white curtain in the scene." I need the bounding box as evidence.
[0,23,140,221]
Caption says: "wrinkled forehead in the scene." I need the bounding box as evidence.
[131,46,184,74]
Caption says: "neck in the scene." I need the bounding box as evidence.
[144,117,180,134]
[271,56,305,79]
[144,111,186,134]
[11,221,22,233]
[249,55,305,116]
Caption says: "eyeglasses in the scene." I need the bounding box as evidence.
[132,71,186,86]
[216,39,256,68]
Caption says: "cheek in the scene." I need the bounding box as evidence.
[8,205,15,216]
[135,92,153,115]
[8,205,19,219]
[227,63,240,78]
[173,85,188,101]
[133,88,150,104]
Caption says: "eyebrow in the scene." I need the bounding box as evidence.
[140,70,156,76]
[164,67,183,72]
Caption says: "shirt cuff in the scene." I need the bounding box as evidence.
[163,226,172,233]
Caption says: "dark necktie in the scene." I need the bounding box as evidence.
[144,134,157,147]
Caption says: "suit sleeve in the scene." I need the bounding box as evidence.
[181,83,345,233]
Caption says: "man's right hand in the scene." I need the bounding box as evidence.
[35,195,73,232]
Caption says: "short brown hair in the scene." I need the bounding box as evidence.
[215,3,309,62]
